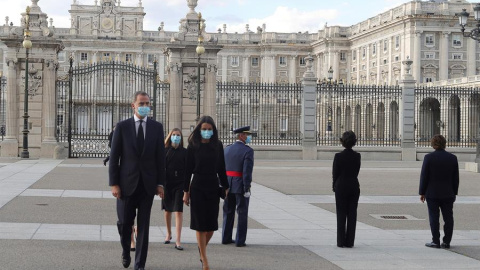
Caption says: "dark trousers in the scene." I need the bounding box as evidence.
[426,197,455,245]
[116,180,154,269]
[222,193,250,245]
[335,189,360,247]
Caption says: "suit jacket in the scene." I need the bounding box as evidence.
[224,141,254,194]
[332,149,361,193]
[419,149,459,199]
[108,116,166,197]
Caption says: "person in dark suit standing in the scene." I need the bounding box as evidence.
[109,91,166,270]
[222,126,254,247]
[332,131,361,248]
[419,134,459,249]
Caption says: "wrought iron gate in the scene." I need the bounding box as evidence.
[56,59,169,158]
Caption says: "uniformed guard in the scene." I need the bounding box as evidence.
[222,126,254,247]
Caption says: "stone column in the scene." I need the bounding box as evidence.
[399,58,416,161]
[92,51,98,64]
[366,46,371,84]
[376,42,381,85]
[270,55,277,83]
[301,54,317,160]
[243,55,250,83]
[203,63,217,119]
[467,38,476,77]
[41,59,58,157]
[0,58,18,157]
[221,55,228,82]
[439,32,450,81]
[289,55,297,83]
[158,53,166,81]
[413,31,422,82]
[167,62,182,131]
[316,54,322,80]
[388,37,393,85]
[356,49,360,83]
[333,51,339,81]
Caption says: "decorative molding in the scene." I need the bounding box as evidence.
[207,64,217,73]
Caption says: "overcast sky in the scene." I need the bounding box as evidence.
[1,0,412,33]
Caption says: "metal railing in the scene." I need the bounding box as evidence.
[316,83,402,147]
[415,86,480,148]
[216,82,302,146]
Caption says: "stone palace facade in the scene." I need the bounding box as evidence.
[0,0,478,86]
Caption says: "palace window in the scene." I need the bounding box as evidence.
[452,34,462,47]
[231,56,239,67]
[80,52,88,62]
[383,59,388,64]
[383,40,388,51]
[147,54,155,65]
[425,52,435,59]
[103,52,111,61]
[372,43,377,55]
[58,51,66,63]
[425,77,434,83]
[279,56,287,66]
[395,36,400,49]
[280,117,288,132]
[125,53,132,63]
[425,34,435,46]
[340,52,346,61]
[251,57,259,67]
[352,50,357,61]
[394,55,399,62]
[362,47,366,58]
[299,57,306,66]
[452,53,463,60]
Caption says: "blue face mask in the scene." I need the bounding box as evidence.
[245,135,252,144]
[137,106,150,117]
[201,130,214,139]
[171,135,181,144]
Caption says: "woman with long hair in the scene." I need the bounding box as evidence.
[183,116,229,270]
[162,128,187,250]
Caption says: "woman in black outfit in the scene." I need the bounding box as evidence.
[162,128,187,250]
[332,131,361,248]
[183,116,229,270]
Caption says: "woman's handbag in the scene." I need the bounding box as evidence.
[218,186,226,199]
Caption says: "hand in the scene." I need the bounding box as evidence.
[183,192,190,206]
[420,195,425,203]
[156,186,164,199]
[225,188,229,198]
[111,185,121,199]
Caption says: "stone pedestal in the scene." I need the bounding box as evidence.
[0,139,19,157]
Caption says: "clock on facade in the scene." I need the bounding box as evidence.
[102,18,113,29]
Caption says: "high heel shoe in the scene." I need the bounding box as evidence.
[198,246,203,266]
[164,236,172,244]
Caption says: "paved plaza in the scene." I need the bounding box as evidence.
[0,157,479,269]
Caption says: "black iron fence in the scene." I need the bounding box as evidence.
[415,86,480,148]
[316,83,402,147]
[0,77,5,141]
[56,60,169,158]
[216,82,302,145]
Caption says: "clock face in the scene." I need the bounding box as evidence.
[102,18,113,29]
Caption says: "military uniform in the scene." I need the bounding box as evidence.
[222,126,254,247]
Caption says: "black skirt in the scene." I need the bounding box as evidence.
[162,186,184,212]
[189,174,220,231]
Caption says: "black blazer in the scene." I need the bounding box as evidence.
[332,149,361,192]
[108,117,166,197]
[419,149,459,199]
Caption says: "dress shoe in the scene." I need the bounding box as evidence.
[175,245,184,250]
[425,242,440,248]
[222,239,234,245]
[235,243,247,247]
[441,243,450,249]
[122,254,131,268]
[164,236,172,244]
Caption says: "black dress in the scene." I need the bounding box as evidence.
[162,146,187,212]
[184,141,229,231]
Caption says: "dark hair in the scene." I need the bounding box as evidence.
[188,115,219,148]
[431,134,446,150]
[165,128,184,149]
[340,130,357,149]
[132,91,150,103]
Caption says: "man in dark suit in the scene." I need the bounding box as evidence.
[109,91,166,270]
[222,126,254,247]
[419,134,459,249]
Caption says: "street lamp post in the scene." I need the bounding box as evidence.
[195,12,205,122]
[21,6,32,159]
[456,5,480,162]
[326,67,334,135]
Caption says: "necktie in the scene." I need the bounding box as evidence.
[137,120,144,155]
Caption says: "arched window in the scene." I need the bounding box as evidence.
[448,95,460,142]
[389,101,399,140]
[365,103,373,139]
[377,103,385,139]
[418,98,441,142]
[355,104,362,138]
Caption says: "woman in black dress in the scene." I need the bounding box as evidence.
[332,131,361,248]
[162,128,187,250]
[183,116,228,270]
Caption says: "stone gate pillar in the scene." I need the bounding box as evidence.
[400,58,416,161]
[0,1,64,158]
[301,54,318,160]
